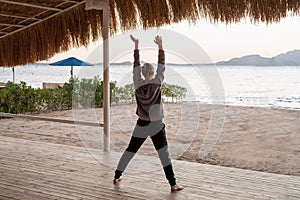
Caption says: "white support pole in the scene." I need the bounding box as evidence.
[103,6,110,152]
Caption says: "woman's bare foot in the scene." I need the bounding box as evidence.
[171,184,184,192]
[113,176,122,184]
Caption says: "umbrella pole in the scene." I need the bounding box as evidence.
[12,67,15,83]
[103,5,110,152]
[71,65,73,78]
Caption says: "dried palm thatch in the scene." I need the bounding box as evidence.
[198,0,300,23]
[0,0,299,67]
[0,2,103,67]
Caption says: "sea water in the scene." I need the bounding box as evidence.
[0,64,299,110]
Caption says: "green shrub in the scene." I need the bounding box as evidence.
[115,83,187,103]
[0,78,186,114]
[161,83,187,102]
[72,76,116,108]
[0,81,38,113]
[0,77,116,114]
[114,83,135,104]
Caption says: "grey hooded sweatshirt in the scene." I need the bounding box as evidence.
[133,49,165,121]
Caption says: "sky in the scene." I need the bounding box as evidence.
[47,14,300,64]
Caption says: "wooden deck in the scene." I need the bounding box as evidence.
[0,135,299,200]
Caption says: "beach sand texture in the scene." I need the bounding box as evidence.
[0,103,299,176]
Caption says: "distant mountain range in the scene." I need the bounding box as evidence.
[41,50,300,67]
[216,50,300,66]
[107,50,300,66]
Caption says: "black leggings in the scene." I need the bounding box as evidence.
[115,119,176,186]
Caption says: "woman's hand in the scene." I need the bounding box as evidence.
[154,35,163,50]
[130,35,139,50]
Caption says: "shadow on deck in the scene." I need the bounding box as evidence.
[0,135,299,200]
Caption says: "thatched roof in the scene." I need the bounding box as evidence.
[0,0,299,67]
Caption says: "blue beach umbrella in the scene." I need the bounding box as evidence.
[49,57,93,78]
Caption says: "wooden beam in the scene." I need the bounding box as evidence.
[0,112,103,127]
[0,1,85,39]
[0,23,25,28]
[63,0,80,4]
[0,0,63,11]
[0,13,41,21]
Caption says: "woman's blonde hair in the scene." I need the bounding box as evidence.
[142,63,155,79]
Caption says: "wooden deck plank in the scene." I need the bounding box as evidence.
[0,148,298,200]
[0,135,299,200]
[0,137,294,199]
[0,165,145,200]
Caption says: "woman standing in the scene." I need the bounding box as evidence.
[113,35,183,192]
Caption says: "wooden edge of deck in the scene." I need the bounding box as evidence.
[0,112,103,127]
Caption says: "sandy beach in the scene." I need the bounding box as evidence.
[0,103,299,176]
